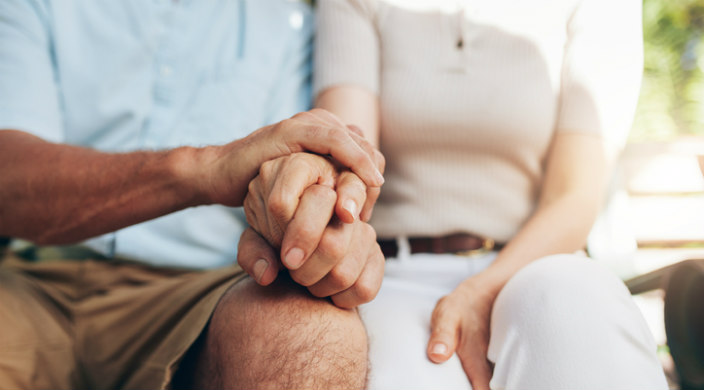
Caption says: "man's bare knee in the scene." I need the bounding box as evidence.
[195,275,369,389]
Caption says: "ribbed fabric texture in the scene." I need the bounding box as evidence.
[315,0,643,242]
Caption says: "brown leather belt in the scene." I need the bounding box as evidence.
[378,233,501,258]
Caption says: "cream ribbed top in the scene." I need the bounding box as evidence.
[314,0,642,241]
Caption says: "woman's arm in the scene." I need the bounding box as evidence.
[427,131,609,390]
[316,85,383,222]
[470,130,607,296]
[316,85,381,148]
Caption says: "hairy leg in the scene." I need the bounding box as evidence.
[190,274,369,389]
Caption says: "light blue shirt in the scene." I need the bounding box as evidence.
[0,0,313,268]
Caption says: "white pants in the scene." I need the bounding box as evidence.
[359,249,668,390]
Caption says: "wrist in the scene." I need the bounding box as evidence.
[168,145,218,207]
[185,140,257,207]
[460,267,510,302]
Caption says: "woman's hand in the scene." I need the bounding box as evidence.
[243,152,382,252]
[239,152,385,308]
[427,277,497,390]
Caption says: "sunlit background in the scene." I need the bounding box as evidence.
[616,0,704,266]
[633,0,704,140]
[608,1,704,388]
[609,0,704,273]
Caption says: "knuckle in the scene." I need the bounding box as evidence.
[289,270,314,287]
[357,136,374,152]
[434,296,452,314]
[258,159,278,182]
[353,152,370,170]
[270,120,287,139]
[331,294,356,310]
[290,111,310,120]
[306,108,325,118]
[308,286,328,298]
[354,136,375,157]
[247,178,259,195]
[324,121,345,136]
[313,108,342,125]
[329,265,356,290]
[346,124,364,136]
[341,174,367,195]
[303,124,327,142]
[292,223,319,244]
[319,231,346,260]
[260,158,275,173]
[290,152,307,164]
[309,184,337,202]
[361,222,377,240]
[266,192,288,220]
[354,280,377,304]
[288,154,313,174]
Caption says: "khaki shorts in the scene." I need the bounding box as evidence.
[0,252,247,390]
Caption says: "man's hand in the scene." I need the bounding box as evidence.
[238,175,384,308]
[237,219,384,309]
[203,109,384,209]
[427,278,495,390]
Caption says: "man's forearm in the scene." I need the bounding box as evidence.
[0,110,385,247]
[0,130,213,245]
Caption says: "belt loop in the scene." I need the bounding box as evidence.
[395,236,411,262]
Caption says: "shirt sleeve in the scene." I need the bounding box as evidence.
[0,0,64,142]
[555,0,643,156]
[313,0,379,98]
[263,2,315,124]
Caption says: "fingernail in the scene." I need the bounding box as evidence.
[253,258,269,283]
[343,199,358,221]
[431,343,448,356]
[284,247,305,269]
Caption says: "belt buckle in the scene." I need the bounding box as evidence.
[455,238,495,258]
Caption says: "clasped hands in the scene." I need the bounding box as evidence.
[235,109,495,389]
[237,110,386,309]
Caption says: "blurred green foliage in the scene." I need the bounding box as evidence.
[631,0,704,140]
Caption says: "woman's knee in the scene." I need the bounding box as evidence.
[493,254,630,322]
[487,257,667,389]
[489,254,655,356]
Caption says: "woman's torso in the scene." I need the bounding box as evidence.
[369,0,578,241]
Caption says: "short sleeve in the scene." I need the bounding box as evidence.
[313,0,380,98]
[0,0,63,142]
[556,0,643,156]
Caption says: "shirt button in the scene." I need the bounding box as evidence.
[160,65,173,77]
[289,11,304,30]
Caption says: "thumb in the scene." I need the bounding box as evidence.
[427,297,461,364]
[237,227,281,286]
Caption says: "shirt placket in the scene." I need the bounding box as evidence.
[142,0,181,149]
